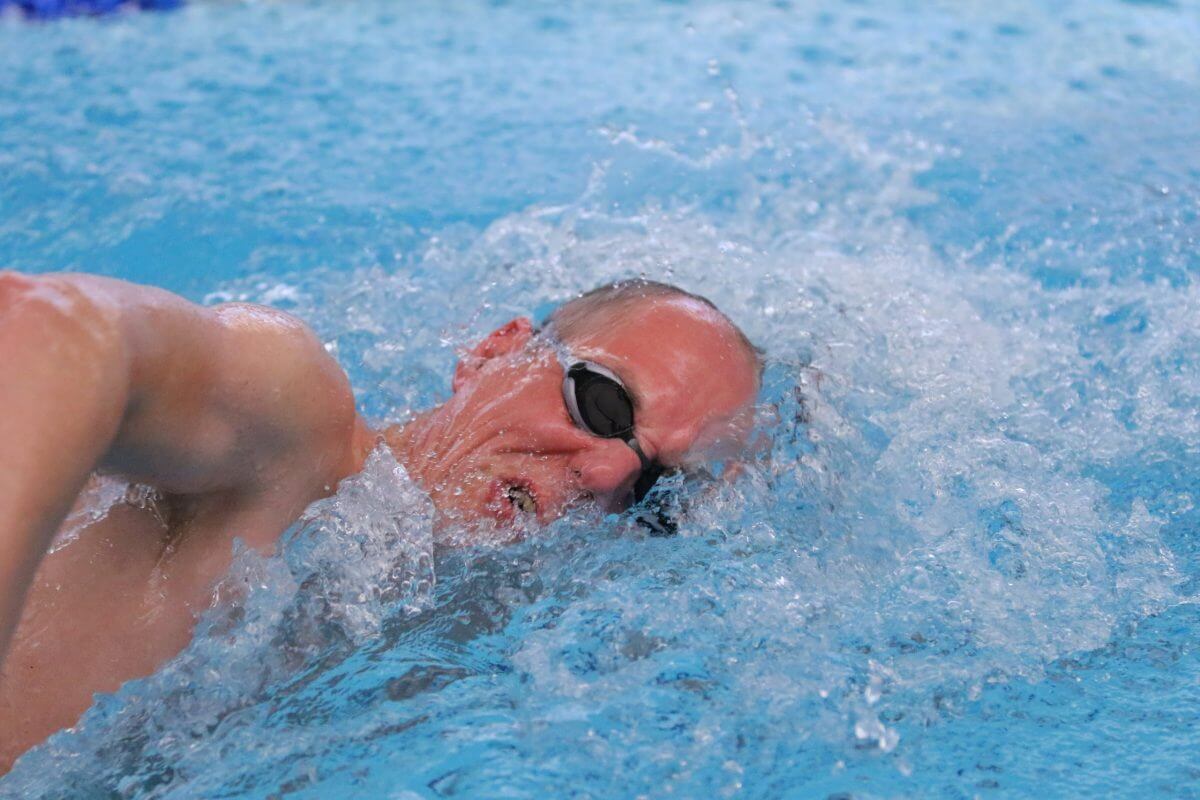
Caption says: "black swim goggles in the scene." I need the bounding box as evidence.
[559,359,667,506]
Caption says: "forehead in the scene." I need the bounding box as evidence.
[563,296,758,457]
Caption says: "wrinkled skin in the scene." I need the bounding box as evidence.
[0,273,758,771]
[392,299,759,533]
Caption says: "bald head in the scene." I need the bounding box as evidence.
[548,279,763,388]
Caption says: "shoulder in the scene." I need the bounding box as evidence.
[208,303,365,487]
[210,302,343,394]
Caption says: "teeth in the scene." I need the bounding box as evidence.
[506,486,537,514]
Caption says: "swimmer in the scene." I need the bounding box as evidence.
[0,271,760,772]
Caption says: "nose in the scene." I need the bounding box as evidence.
[570,441,644,504]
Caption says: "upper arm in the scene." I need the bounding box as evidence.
[86,281,361,500]
[1,272,365,677]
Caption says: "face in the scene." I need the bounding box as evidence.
[392,296,759,537]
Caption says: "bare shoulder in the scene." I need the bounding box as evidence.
[208,302,365,483]
[210,302,348,407]
[3,272,367,495]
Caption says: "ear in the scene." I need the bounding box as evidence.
[452,317,535,393]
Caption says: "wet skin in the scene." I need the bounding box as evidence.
[0,272,758,772]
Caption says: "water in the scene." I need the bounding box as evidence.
[2,0,1199,797]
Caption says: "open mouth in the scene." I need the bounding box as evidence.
[485,478,540,526]
[506,484,538,515]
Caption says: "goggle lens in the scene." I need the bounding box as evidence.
[568,363,634,438]
[564,362,665,505]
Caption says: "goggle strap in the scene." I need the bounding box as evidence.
[624,435,653,472]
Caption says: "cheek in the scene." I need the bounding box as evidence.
[439,390,572,473]
[475,371,568,433]
[453,373,530,426]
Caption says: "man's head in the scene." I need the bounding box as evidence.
[391,280,761,535]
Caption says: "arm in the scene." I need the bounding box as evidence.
[0,271,364,665]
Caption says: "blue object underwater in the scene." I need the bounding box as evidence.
[1,0,178,20]
[1,0,1199,797]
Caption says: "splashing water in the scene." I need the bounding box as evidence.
[2,0,1200,797]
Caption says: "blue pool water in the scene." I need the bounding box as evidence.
[3,0,1200,797]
